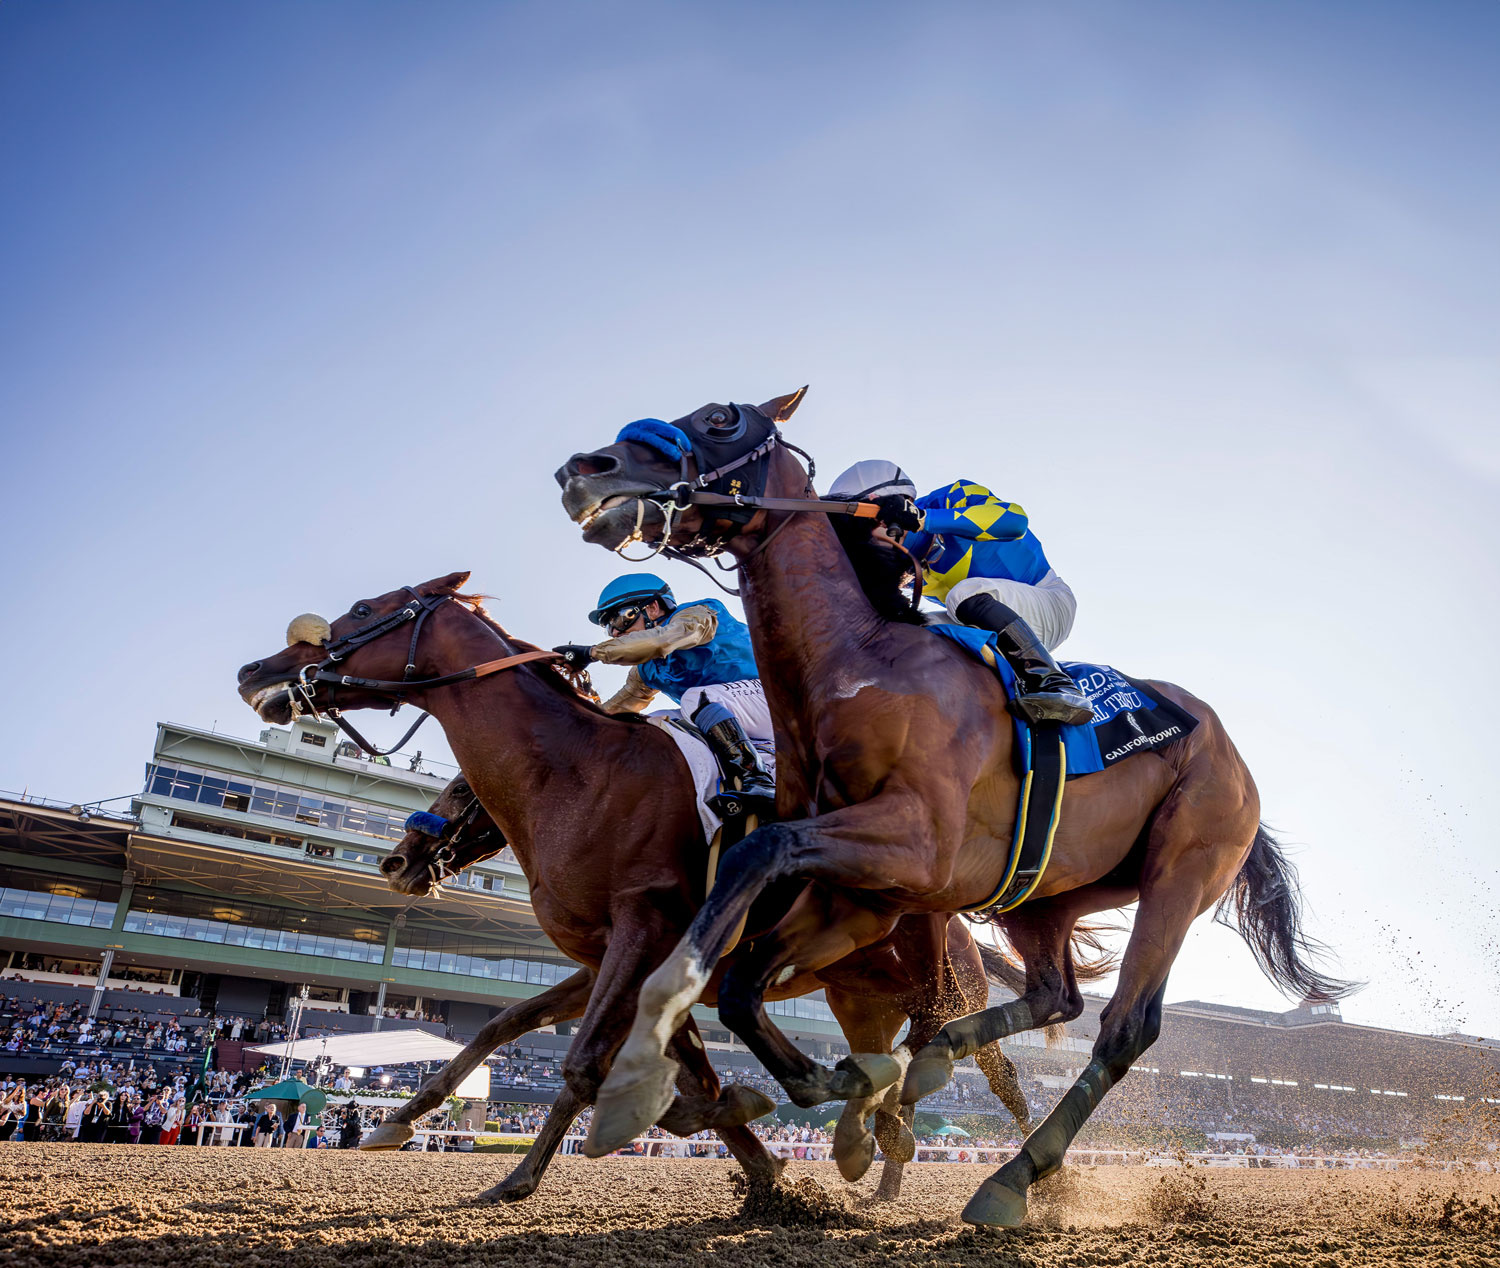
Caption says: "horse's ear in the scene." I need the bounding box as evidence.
[418,571,472,596]
[758,386,808,423]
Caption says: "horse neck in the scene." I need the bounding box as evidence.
[412,612,628,870]
[734,447,887,743]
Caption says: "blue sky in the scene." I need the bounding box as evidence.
[2,1,1497,1036]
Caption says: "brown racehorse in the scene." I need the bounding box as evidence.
[233,577,1061,1198]
[380,771,1055,1199]
[556,391,1353,1226]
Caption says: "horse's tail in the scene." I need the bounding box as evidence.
[1215,823,1359,1002]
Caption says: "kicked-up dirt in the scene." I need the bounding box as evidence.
[1,1143,1497,1267]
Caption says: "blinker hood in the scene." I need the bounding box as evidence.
[616,403,778,519]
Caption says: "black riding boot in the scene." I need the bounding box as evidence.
[694,704,777,814]
[954,593,1093,727]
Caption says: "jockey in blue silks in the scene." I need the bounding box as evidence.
[828,460,1092,727]
[554,572,776,810]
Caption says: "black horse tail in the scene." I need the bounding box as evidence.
[976,921,1120,996]
[1216,823,1359,1002]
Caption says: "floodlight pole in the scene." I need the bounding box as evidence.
[280,985,309,1081]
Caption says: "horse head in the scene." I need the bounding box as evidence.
[381,774,506,897]
[555,388,807,556]
[235,571,476,725]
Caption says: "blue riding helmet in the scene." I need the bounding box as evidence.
[588,573,677,627]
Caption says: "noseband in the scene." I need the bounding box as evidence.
[611,410,881,592]
[404,792,500,886]
[289,588,561,757]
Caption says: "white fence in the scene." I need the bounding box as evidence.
[550,1135,1491,1171]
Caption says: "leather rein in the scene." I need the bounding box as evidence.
[288,588,560,757]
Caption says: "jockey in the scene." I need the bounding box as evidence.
[553,573,776,809]
[828,461,1092,727]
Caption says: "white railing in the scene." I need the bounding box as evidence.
[545,1136,1490,1171]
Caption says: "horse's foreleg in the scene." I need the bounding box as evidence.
[975,1041,1032,1133]
[719,885,902,1127]
[587,824,801,1154]
[902,902,1087,1105]
[360,968,595,1151]
[662,1020,782,1189]
[822,986,909,1184]
[475,1084,585,1204]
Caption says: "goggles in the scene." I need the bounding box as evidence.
[604,603,651,637]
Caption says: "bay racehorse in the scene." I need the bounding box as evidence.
[233,577,1083,1198]
[379,770,1078,1197]
[556,391,1353,1226]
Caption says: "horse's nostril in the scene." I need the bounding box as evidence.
[238,661,263,683]
[569,452,618,479]
[380,855,406,876]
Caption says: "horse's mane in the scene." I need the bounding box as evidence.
[828,519,927,626]
[452,592,648,724]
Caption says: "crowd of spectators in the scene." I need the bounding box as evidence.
[1,994,210,1059]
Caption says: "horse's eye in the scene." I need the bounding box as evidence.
[351,603,372,619]
[707,409,729,426]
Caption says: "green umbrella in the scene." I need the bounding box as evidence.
[933,1124,970,1137]
[246,1079,328,1115]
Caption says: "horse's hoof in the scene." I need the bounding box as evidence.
[357,1122,414,1151]
[900,1052,954,1105]
[961,1178,1029,1228]
[584,1060,677,1156]
[476,1177,537,1205]
[709,1084,776,1129]
[834,1125,876,1182]
[830,1052,901,1101]
[874,1113,915,1164]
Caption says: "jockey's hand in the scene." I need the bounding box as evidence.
[552,644,596,668]
[873,495,923,533]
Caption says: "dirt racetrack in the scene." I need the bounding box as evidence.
[2,1144,1497,1268]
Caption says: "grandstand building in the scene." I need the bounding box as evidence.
[0,716,842,1067]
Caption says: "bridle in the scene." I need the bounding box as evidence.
[403,789,501,888]
[611,407,885,596]
[286,587,560,758]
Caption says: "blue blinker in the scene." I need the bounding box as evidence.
[616,418,693,462]
[405,811,450,838]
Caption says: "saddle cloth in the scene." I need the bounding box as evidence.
[927,624,1200,777]
[646,715,777,843]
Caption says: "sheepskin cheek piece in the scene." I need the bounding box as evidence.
[404,811,450,838]
[286,612,333,647]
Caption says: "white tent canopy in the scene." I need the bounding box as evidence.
[248,1028,466,1067]
[247,1028,489,1099]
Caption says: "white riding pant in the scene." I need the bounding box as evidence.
[677,679,773,742]
[944,569,1077,653]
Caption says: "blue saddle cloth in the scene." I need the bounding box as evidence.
[929,624,1198,777]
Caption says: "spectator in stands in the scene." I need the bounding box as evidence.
[0,1084,22,1142]
[80,1093,110,1143]
[64,1090,88,1139]
[253,1105,279,1148]
[338,1101,362,1149]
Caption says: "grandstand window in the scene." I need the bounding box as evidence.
[393,926,578,984]
[0,865,120,928]
[340,849,379,865]
[144,762,411,842]
[766,995,835,1022]
[121,887,386,962]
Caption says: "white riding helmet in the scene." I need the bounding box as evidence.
[827,460,917,502]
